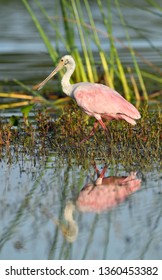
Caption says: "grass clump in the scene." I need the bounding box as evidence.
[0,105,161,172]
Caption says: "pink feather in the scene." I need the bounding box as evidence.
[73,83,140,125]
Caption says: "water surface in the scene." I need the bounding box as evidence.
[0,156,162,260]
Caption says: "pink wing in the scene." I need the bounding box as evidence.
[73,83,140,122]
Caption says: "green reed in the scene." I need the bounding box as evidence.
[114,0,148,100]
[97,0,131,99]
[22,0,58,62]
[22,0,162,101]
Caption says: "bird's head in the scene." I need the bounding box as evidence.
[33,55,75,91]
[59,55,76,69]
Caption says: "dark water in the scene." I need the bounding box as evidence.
[0,0,162,260]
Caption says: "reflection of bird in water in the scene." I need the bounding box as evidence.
[33,55,141,143]
[59,201,78,243]
[43,166,140,243]
[43,201,78,243]
[76,166,141,213]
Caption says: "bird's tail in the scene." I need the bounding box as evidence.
[119,114,138,125]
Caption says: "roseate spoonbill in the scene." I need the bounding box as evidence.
[76,166,141,213]
[33,55,141,142]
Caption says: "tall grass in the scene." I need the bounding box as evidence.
[97,0,131,99]
[114,0,148,100]
[22,0,162,101]
[22,0,58,62]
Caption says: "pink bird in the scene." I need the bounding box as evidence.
[76,166,141,213]
[33,55,141,142]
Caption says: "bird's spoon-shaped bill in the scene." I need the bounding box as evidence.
[32,62,63,91]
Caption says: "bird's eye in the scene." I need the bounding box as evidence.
[64,60,68,65]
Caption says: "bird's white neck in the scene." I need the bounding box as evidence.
[61,66,75,96]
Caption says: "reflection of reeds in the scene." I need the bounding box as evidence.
[0,172,45,251]
[21,0,162,101]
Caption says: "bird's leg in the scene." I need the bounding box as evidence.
[97,119,110,142]
[93,162,100,177]
[80,121,99,144]
[99,166,108,179]
[95,165,108,186]
[93,162,108,179]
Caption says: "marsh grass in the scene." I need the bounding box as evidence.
[0,106,161,172]
[21,0,162,101]
[1,0,162,112]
